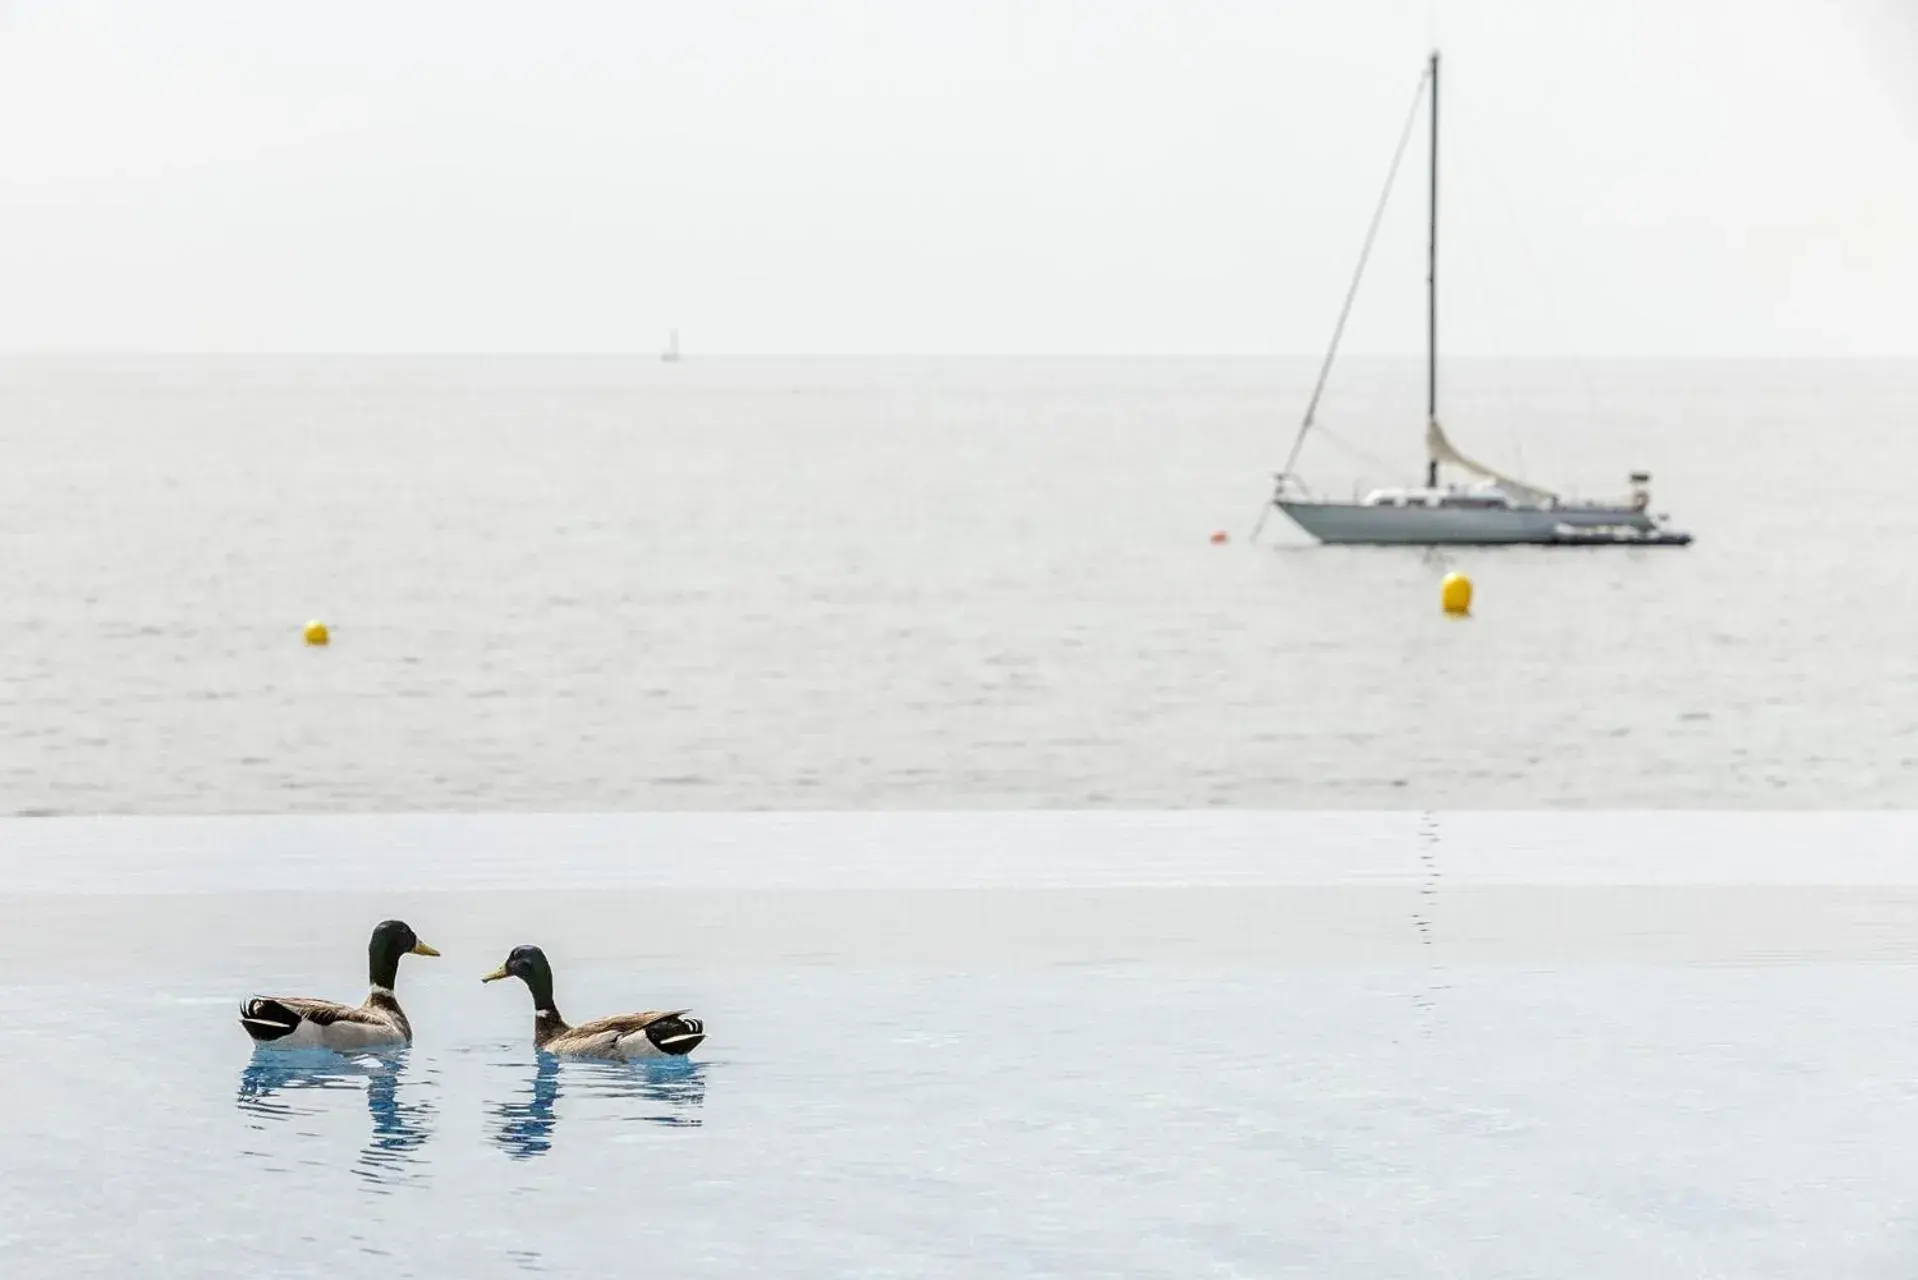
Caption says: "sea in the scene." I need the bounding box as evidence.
[3,354,1914,812]
[3,356,1918,1276]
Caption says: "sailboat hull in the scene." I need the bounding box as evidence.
[1274,499,1663,546]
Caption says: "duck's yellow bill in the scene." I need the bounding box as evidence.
[411,941,441,957]
[481,964,509,983]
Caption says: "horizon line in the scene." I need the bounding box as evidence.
[0,350,1910,362]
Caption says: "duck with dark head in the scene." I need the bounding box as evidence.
[239,919,440,1051]
[482,943,705,1060]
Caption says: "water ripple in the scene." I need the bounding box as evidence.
[236,1048,436,1191]
[487,1055,708,1160]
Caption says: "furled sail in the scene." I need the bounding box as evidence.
[1424,419,1558,504]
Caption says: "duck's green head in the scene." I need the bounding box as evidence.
[368,919,439,989]
[481,944,554,1003]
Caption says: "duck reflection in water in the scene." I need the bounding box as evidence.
[489,1053,707,1160]
[237,1048,435,1189]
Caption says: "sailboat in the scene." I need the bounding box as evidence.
[661,329,681,363]
[1265,51,1691,547]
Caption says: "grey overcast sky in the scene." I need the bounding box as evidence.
[0,0,1910,356]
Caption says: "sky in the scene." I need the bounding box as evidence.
[0,0,1910,356]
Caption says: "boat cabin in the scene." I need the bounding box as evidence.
[1359,486,1521,510]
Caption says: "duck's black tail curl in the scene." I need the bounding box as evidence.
[239,997,302,1043]
[645,1014,705,1056]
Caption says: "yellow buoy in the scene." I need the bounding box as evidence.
[303,620,330,646]
[1440,572,1472,616]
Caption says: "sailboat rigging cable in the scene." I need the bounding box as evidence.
[1279,61,1433,480]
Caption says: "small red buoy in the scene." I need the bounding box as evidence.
[1210,530,1229,545]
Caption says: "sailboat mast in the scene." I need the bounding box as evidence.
[1425,49,1440,489]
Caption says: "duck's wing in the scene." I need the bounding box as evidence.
[239,995,405,1046]
[568,1009,690,1038]
[558,1009,705,1057]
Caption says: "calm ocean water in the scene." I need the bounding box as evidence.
[3,354,1915,812]
[5,813,1918,1277]
[6,358,1918,1275]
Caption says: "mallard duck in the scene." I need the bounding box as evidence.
[239,919,440,1051]
[481,944,705,1059]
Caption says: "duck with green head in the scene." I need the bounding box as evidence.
[239,919,440,1051]
[482,944,705,1059]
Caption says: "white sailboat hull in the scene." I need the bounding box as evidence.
[1275,498,1660,546]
